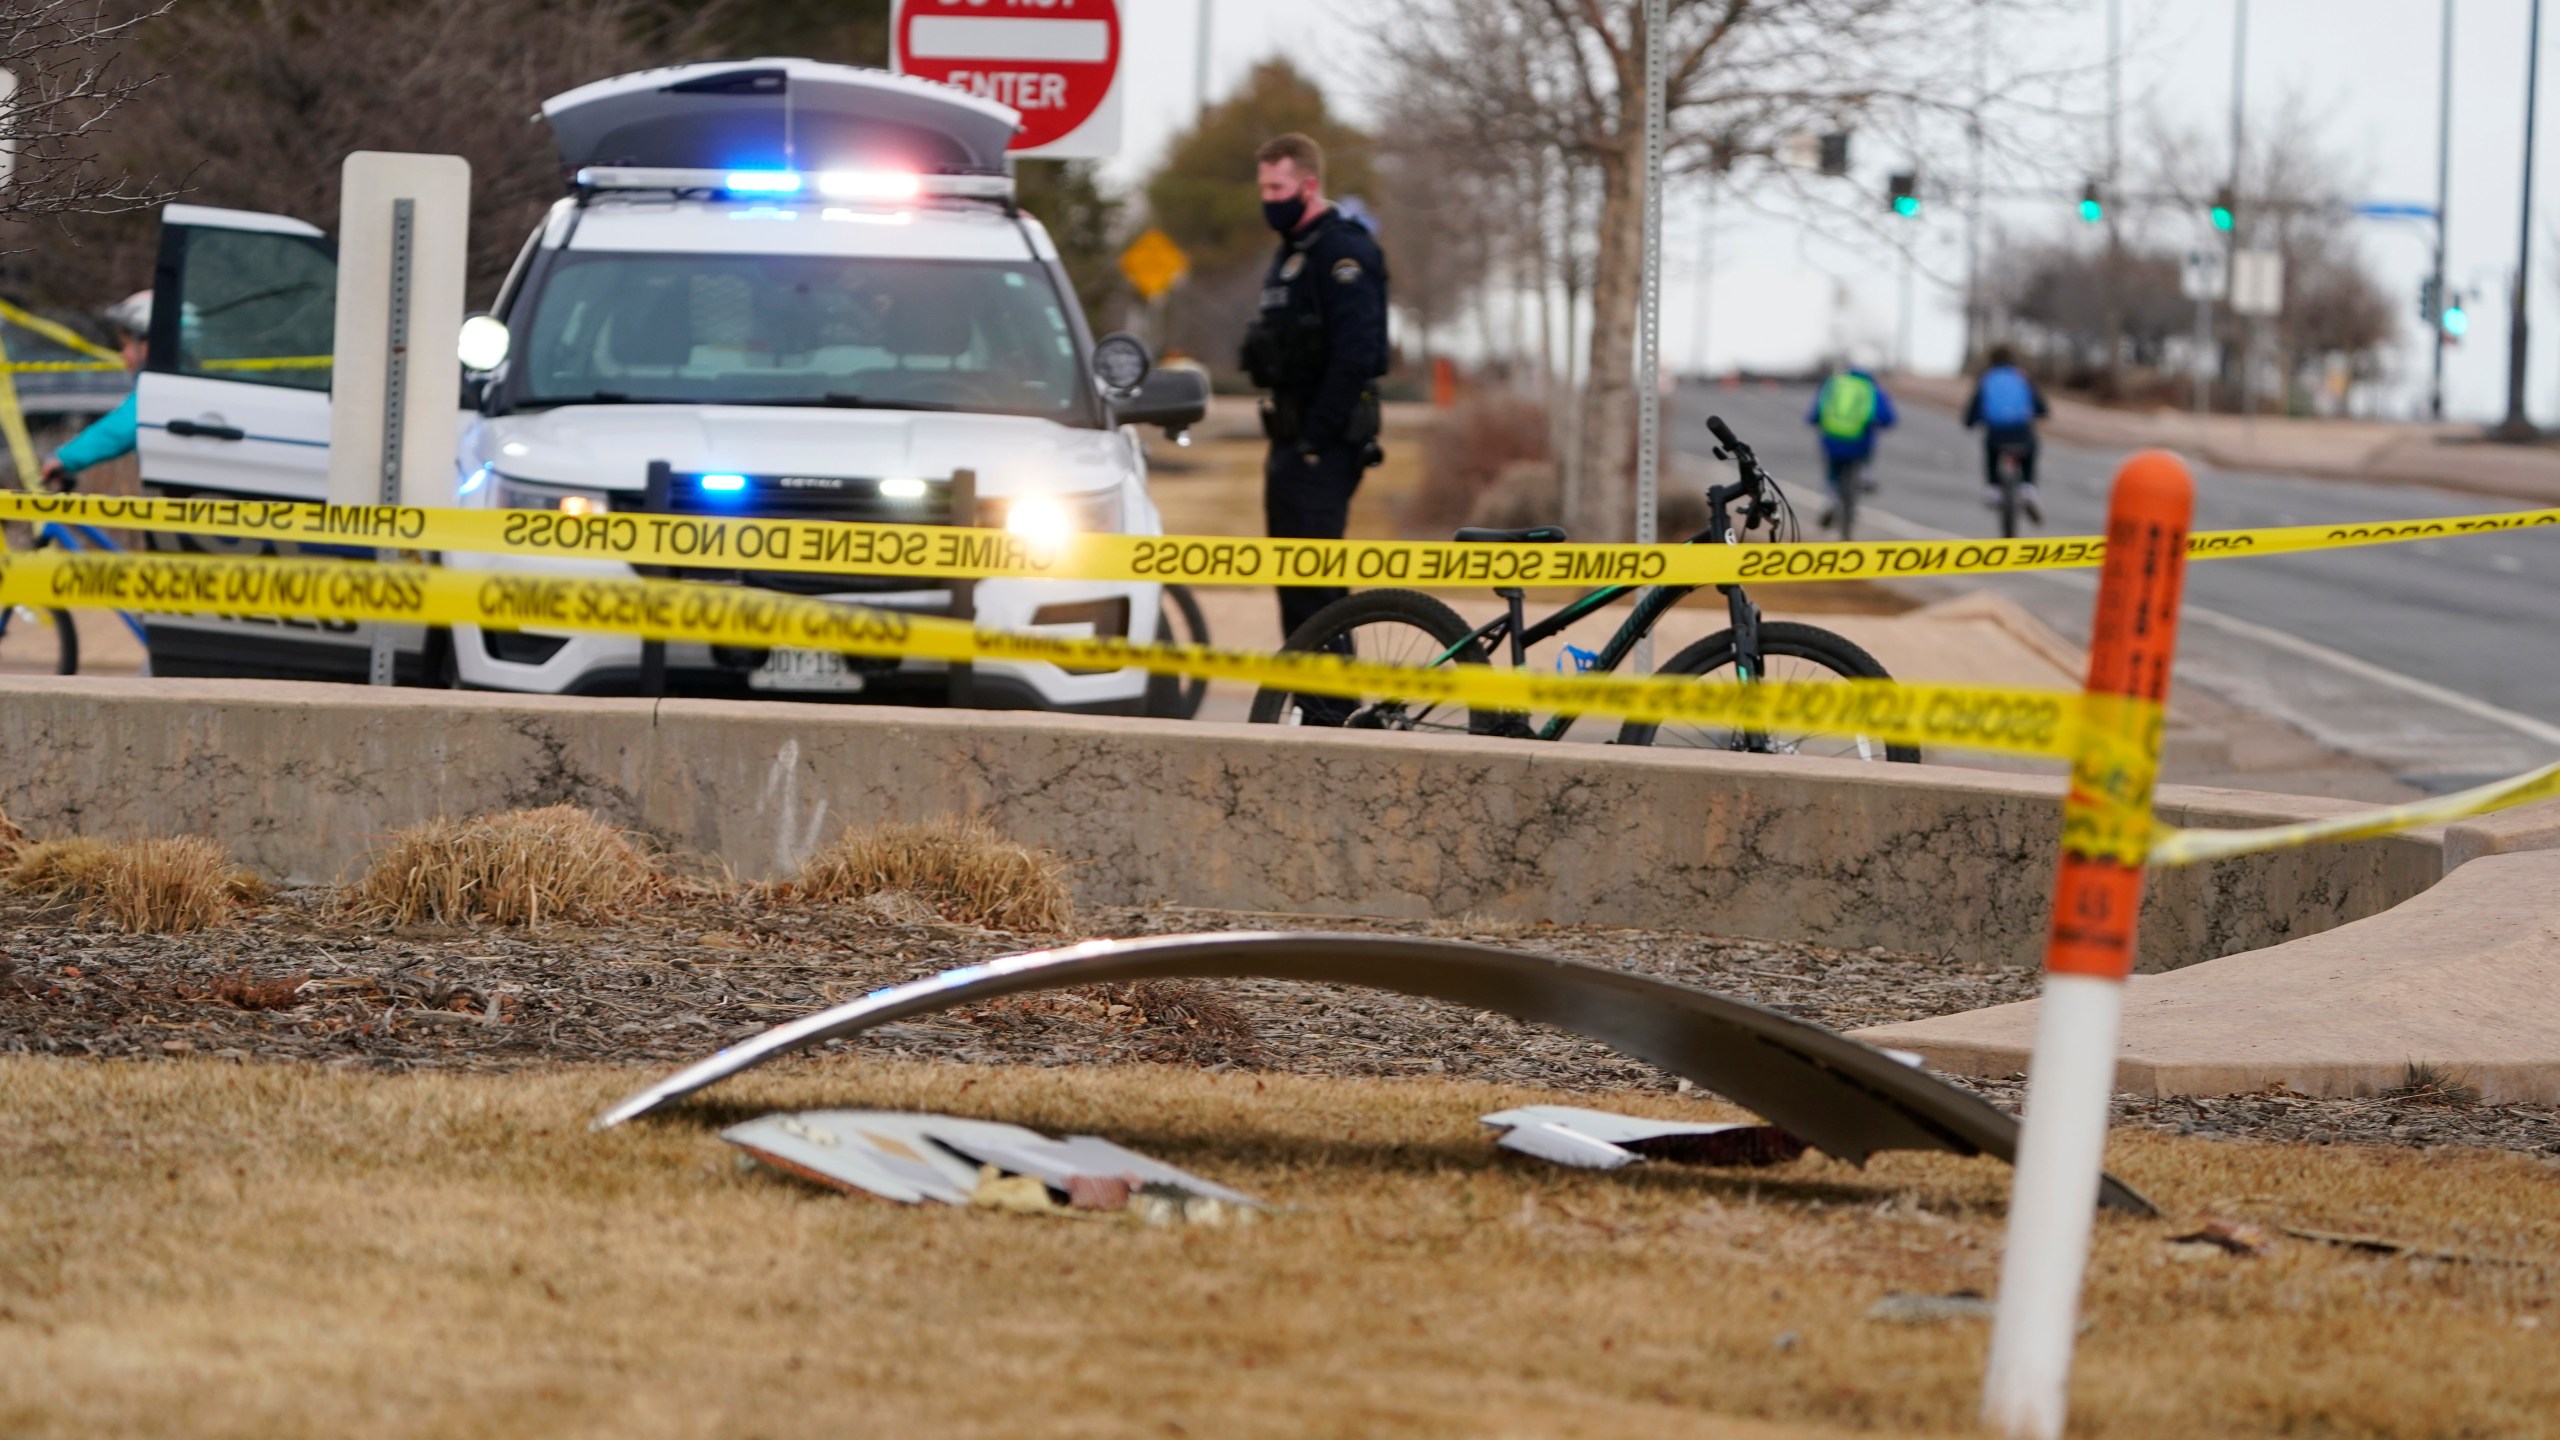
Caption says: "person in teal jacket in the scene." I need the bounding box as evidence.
[40,290,151,490]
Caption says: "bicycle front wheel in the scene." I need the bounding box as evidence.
[1998,461,2022,540]
[1616,620,1919,762]
[1246,588,1494,732]
[0,605,77,676]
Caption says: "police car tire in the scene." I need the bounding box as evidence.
[1145,584,1212,719]
[1246,588,1499,731]
[1617,622,1921,763]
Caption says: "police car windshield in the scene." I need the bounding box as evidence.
[509,252,1086,419]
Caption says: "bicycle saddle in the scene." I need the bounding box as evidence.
[1451,525,1568,544]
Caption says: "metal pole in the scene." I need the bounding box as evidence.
[1964,0,1985,370]
[1194,0,1215,119]
[2432,0,2457,421]
[2102,0,2123,395]
[2505,0,2543,437]
[367,197,413,689]
[1634,0,1666,671]
[2232,0,2255,429]
[1897,240,1914,374]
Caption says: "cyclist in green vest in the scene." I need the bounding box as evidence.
[1804,364,1897,531]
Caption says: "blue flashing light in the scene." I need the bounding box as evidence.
[459,462,493,498]
[725,170,803,195]
[699,473,749,495]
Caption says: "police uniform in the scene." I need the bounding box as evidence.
[1240,207,1389,641]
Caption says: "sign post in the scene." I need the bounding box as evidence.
[894,0,1124,160]
[329,151,469,686]
[1634,0,1667,672]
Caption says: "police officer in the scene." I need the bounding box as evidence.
[1241,132,1388,644]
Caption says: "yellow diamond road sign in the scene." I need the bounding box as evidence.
[1119,228,1190,300]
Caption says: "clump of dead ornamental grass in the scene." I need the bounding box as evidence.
[6,834,266,932]
[347,806,662,928]
[783,816,1075,933]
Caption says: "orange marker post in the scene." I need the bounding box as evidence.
[1983,452,2193,1440]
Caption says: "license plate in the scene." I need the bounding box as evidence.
[748,648,867,693]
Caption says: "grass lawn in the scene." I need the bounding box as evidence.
[2,1055,2554,1438]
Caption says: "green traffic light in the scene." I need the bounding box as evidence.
[2210,205,2234,232]
[1893,195,1921,218]
[2079,198,2103,224]
[2443,306,2470,338]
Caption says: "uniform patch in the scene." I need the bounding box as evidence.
[1332,257,1364,284]
[1279,254,1306,281]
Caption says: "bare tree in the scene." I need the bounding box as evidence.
[2129,98,2397,413]
[1373,0,2010,540]
[0,0,172,229]
[17,0,707,310]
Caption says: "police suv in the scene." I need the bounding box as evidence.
[130,60,1206,710]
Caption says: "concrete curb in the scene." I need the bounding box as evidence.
[1854,850,2560,1104]
[0,677,2438,972]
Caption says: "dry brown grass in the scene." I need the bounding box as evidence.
[0,1055,2553,1439]
[5,835,262,932]
[345,806,660,928]
[785,816,1075,933]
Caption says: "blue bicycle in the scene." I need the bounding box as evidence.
[0,513,148,675]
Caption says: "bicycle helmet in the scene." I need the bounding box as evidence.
[101,289,152,339]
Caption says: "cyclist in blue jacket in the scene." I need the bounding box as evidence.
[1962,344,2050,523]
[1803,362,1897,530]
[40,290,151,492]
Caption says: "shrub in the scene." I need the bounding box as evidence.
[786,817,1075,934]
[347,807,660,928]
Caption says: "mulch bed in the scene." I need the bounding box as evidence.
[5,891,2556,1159]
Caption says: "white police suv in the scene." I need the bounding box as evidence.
[130,60,1206,711]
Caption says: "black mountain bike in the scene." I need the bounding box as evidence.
[1247,416,1920,763]
[1991,437,2041,540]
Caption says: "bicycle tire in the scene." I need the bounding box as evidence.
[1615,620,1921,762]
[0,605,78,676]
[1999,458,2021,540]
[1144,583,1212,719]
[1246,588,1495,731]
[1835,461,1860,540]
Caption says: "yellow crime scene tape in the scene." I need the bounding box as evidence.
[1,543,2550,866]
[0,545,2092,762]
[2149,760,2560,868]
[0,490,2551,590]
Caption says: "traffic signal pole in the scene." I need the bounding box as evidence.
[2504,0,2543,440]
[2432,0,2455,421]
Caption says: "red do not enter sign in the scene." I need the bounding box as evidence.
[895,0,1123,156]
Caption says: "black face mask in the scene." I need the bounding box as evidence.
[1262,195,1308,234]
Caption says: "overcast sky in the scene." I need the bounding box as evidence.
[1098,0,2542,424]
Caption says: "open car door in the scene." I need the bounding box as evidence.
[133,206,427,682]
[136,204,334,501]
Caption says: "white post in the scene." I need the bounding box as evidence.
[1634,0,1667,671]
[329,151,471,685]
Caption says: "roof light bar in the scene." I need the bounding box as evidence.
[574,167,1013,204]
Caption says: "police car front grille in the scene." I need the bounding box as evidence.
[612,474,963,597]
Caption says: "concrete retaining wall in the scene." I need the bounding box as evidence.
[0,677,2441,971]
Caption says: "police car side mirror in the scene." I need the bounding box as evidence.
[1112,365,1209,439]
[1091,331,1152,399]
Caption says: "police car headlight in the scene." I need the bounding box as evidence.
[498,477,614,517]
[986,488,1122,542]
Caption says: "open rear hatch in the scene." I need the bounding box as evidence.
[541,59,1020,175]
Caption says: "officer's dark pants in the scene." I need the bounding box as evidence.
[1263,437,1367,642]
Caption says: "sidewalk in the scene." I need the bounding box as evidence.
[1892,373,2560,505]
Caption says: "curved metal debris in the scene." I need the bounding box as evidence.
[595,932,2154,1215]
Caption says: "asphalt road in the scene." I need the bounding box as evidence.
[1674,381,2560,790]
